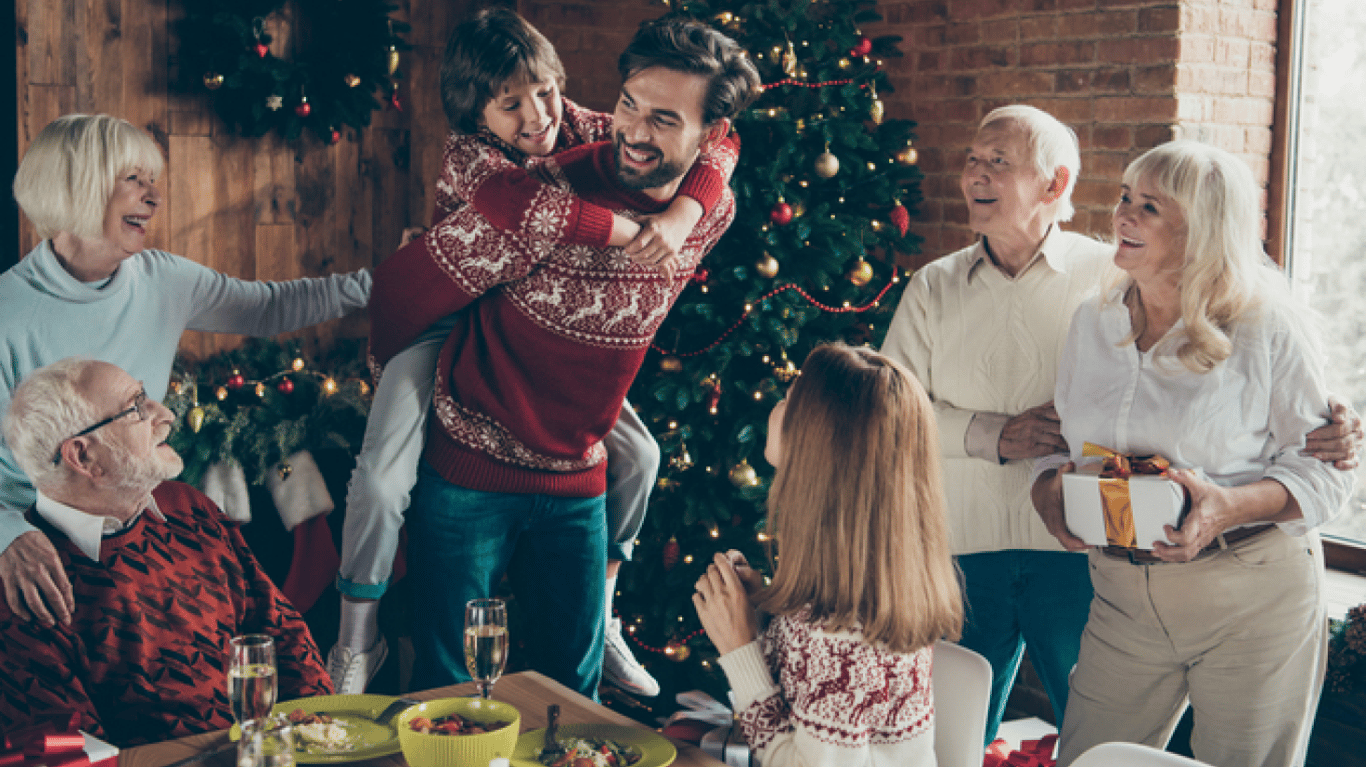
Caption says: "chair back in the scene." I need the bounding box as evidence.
[1072,742,1213,766]
[931,640,992,767]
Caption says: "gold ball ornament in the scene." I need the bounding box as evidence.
[188,406,205,433]
[849,259,874,287]
[729,460,759,488]
[664,642,692,662]
[838,57,852,69]
[215,386,229,401]
[344,74,361,88]
[292,358,306,371]
[896,146,920,166]
[814,151,840,178]
[203,72,224,90]
[756,253,780,279]
[660,356,684,373]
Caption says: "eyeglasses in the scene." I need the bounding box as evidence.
[51,388,151,465]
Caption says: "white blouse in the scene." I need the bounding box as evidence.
[1036,289,1353,536]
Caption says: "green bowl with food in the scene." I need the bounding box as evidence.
[397,698,521,767]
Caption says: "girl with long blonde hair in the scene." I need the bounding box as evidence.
[694,342,963,767]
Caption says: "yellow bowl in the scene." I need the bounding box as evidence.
[397,698,521,767]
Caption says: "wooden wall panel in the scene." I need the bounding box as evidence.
[13,0,456,360]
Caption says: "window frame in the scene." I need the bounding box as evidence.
[1272,0,1366,571]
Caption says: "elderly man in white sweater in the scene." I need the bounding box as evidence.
[881,105,1356,745]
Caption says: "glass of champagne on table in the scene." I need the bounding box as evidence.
[464,598,509,699]
[229,634,278,725]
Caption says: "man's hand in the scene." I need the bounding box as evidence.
[0,531,73,626]
[693,552,760,655]
[999,402,1068,461]
[1031,464,1088,551]
[1304,397,1363,470]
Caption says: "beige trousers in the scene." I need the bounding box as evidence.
[1058,529,1326,767]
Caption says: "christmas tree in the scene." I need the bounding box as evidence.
[618,0,924,698]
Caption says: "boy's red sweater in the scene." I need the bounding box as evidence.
[369,141,733,497]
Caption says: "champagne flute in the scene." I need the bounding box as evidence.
[464,598,509,699]
[229,634,278,725]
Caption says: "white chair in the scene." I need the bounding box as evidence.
[1071,742,1213,766]
[931,640,993,767]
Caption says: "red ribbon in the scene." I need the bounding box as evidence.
[985,734,1058,767]
[0,713,112,767]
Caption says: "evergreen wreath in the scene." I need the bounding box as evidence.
[181,0,411,143]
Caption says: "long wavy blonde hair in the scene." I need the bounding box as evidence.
[1117,140,1297,373]
[758,343,963,653]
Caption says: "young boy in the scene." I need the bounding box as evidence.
[330,8,739,697]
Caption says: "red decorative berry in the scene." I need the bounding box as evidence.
[662,537,680,571]
[330,129,341,144]
[254,43,269,58]
[851,37,873,56]
[770,202,794,226]
[277,378,295,394]
[390,93,402,111]
[295,101,311,118]
[889,203,910,237]
[226,374,246,390]
[690,268,710,285]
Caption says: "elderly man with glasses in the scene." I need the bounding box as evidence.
[0,357,332,745]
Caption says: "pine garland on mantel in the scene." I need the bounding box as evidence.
[164,339,372,488]
[181,0,411,143]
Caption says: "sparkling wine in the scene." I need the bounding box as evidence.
[463,624,509,683]
[229,663,278,723]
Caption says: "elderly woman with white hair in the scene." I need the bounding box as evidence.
[1031,140,1353,766]
[0,113,370,628]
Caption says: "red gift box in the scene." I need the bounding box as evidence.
[984,734,1057,767]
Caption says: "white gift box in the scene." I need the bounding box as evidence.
[663,691,760,767]
[700,724,757,767]
[1062,462,1188,549]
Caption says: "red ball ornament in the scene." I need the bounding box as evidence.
[277,378,295,394]
[770,202,794,226]
[662,537,680,571]
[295,101,311,118]
[330,129,341,144]
[890,203,911,237]
[851,37,873,56]
[226,374,246,390]
[254,43,269,58]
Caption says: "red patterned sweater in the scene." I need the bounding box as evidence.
[369,141,734,497]
[0,482,333,746]
[716,610,937,767]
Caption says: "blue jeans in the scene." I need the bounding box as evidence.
[407,461,607,700]
[957,550,1093,745]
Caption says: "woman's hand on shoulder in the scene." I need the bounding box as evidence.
[693,552,760,655]
[1031,463,1089,552]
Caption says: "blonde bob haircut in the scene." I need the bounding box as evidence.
[12,114,165,241]
[1116,140,1295,374]
[758,343,963,653]
[979,104,1080,223]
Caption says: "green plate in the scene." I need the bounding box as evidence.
[230,694,405,764]
[511,724,676,767]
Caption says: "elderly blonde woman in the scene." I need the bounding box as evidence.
[1031,141,1353,767]
[0,114,371,628]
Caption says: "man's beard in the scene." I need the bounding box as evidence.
[612,132,687,191]
[105,440,183,497]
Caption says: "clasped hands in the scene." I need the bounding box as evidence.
[693,550,764,656]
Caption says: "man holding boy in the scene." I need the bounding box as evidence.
[0,358,331,744]
[366,18,759,698]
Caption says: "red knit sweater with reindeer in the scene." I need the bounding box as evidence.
[0,482,332,746]
[368,141,734,497]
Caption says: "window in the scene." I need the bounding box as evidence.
[1283,0,1366,549]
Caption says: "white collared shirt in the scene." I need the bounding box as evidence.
[34,491,167,561]
[1035,289,1354,535]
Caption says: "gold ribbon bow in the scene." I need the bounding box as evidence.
[1082,443,1171,548]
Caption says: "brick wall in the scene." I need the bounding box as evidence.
[522,0,1280,264]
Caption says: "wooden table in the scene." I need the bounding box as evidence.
[119,672,722,767]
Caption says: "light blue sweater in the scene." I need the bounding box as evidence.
[0,241,371,553]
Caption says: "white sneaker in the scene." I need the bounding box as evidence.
[326,636,388,695]
[602,618,660,697]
